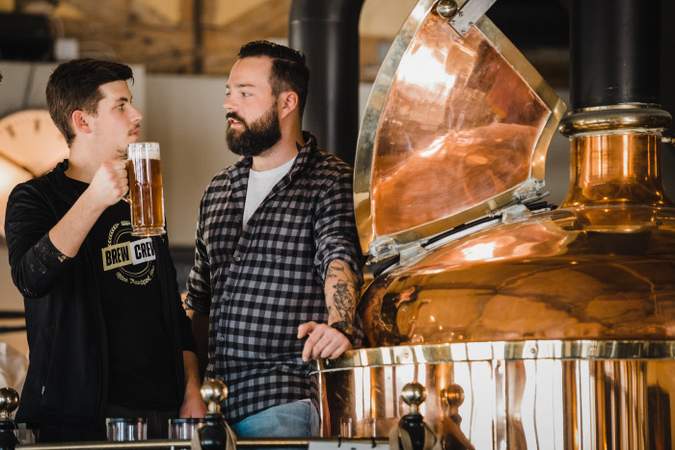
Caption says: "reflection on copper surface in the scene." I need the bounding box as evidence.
[370,13,549,237]
[344,125,675,446]
[320,358,674,449]
[563,133,672,208]
[338,0,674,446]
[359,205,675,346]
[347,123,675,445]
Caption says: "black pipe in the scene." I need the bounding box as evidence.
[289,0,364,166]
[193,0,204,73]
[661,0,675,199]
[570,0,660,109]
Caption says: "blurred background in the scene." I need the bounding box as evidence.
[0,0,673,362]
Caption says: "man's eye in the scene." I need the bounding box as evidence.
[241,92,251,97]
[117,104,125,111]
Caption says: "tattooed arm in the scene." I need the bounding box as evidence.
[297,259,359,361]
[299,164,363,361]
[324,259,359,327]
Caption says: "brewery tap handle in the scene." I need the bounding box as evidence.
[390,383,436,450]
[200,378,228,414]
[197,379,236,450]
[0,387,19,450]
[439,384,474,450]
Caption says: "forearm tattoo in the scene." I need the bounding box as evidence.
[325,260,358,324]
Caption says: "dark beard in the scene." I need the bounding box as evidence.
[226,107,281,157]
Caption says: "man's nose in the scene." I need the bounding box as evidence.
[129,104,143,123]
[223,95,238,113]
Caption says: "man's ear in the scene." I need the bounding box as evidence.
[71,110,92,135]
[278,91,299,120]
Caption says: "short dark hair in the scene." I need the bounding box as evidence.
[238,40,310,118]
[46,58,133,146]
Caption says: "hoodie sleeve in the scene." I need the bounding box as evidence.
[5,182,72,299]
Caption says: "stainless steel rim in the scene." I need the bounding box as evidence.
[317,339,675,372]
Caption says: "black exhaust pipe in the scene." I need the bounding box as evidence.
[289,0,364,166]
[570,0,660,109]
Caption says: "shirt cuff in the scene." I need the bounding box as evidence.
[36,234,72,267]
[184,294,210,315]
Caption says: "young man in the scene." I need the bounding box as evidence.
[5,59,205,442]
[186,41,362,438]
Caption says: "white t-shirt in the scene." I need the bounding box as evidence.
[243,156,297,226]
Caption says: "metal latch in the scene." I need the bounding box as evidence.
[435,0,498,36]
[514,178,547,204]
[368,236,400,261]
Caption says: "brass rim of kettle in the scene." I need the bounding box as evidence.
[558,104,672,136]
[316,339,675,372]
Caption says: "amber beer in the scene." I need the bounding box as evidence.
[126,142,166,236]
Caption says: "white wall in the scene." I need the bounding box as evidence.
[144,74,237,246]
[0,61,146,119]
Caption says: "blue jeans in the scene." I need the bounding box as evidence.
[232,399,320,439]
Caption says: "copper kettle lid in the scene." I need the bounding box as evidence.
[354,0,566,256]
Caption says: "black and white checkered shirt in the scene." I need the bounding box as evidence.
[185,133,361,423]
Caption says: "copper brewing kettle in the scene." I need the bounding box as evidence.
[316,0,675,448]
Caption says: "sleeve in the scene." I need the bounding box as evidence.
[313,168,364,285]
[184,195,212,315]
[5,183,73,299]
[157,233,196,353]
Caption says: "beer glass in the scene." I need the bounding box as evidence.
[168,418,200,450]
[126,142,166,236]
[106,417,147,441]
[168,418,200,440]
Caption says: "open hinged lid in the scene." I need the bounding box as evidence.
[354,0,566,256]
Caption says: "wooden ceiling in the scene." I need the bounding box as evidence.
[16,0,416,78]
[3,0,567,84]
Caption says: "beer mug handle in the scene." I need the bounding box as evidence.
[122,158,131,203]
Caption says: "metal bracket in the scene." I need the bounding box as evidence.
[513,178,546,204]
[368,237,425,269]
[436,0,498,36]
[368,236,400,261]
[500,204,531,224]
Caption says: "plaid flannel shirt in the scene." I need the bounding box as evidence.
[185,133,362,422]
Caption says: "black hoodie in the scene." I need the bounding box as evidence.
[5,160,194,429]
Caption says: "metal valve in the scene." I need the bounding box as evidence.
[440,384,465,425]
[400,382,427,415]
[395,383,434,450]
[0,388,19,450]
[436,0,459,19]
[440,384,464,408]
[198,379,231,450]
[0,388,19,421]
[200,378,228,414]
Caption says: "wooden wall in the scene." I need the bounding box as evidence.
[4,0,416,78]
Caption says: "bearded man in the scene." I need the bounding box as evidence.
[185,41,362,438]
